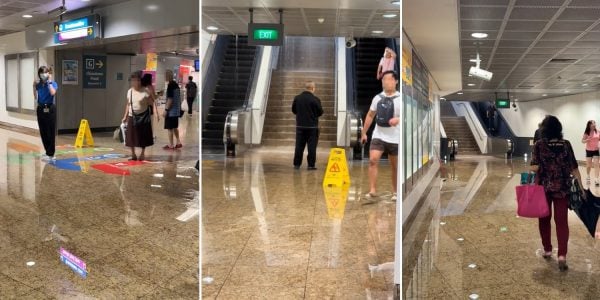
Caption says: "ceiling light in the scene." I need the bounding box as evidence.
[564,90,569,93]
[542,94,548,97]
[372,30,384,34]
[207,26,218,31]
[467,83,475,86]
[582,83,589,86]
[458,92,464,95]
[36,30,46,34]
[22,14,33,18]
[318,18,325,23]
[383,13,397,18]
[471,32,488,39]
[440,97,446,100]
[391,0,401,5]
[146,4,159,11]
[81,0,91,2]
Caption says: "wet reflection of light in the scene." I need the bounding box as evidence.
[457,237,464,242]
[176,190,199,222]
[224,185,237,200]
[468,263,477,269]
[469,294,480,299]
[176,174,192,179]
[150,184,162,188]
[26,261,35,267]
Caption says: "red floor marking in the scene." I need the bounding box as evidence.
[91,161,146,175]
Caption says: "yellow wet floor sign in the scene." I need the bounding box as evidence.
[322,148,351,188]
[75,119,94,148]
[323,185,350,220]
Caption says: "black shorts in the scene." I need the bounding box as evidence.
[164,117,179,129]
[586,150,600,158]
[370,138,398,156]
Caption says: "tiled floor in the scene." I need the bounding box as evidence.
[0,115,199,298]
[403,156,600,300]
[202,147,397,299]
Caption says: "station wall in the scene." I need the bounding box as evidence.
[499,92,600,161]
[0,31,54,130]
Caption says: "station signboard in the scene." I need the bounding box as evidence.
[54,15,102,44]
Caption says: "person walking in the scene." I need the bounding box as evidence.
[185,76,197,116]
[361,70,400,201]
[531,115,584,271]
[377,47,396,80]
[292,81,323,170]
[582,120,600,186]
[34,66,58,162]
[163,70,182,150]
[122,71,154,161]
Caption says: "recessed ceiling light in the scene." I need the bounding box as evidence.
[317,18,325,23]
[36,30,46,34]
[542,94,548,97]
[22,14,33,18]
[383,13,397,18]
[467,83,475,86]
[207,26,219,31]
[372,30,384,34]
[391,0,400,5]
[582,83,589,86]
[468,74,473,77]
[458,92,464,95]
[471,32,488,39]
[146,4,159,11]
[440,97,446,100]
[564,90,570,93]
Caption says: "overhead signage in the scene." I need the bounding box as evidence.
[248,23,284,46]
[54,15,102,44]
[495,98,510,108]
[194,59,200,71]
[83,55,107,89]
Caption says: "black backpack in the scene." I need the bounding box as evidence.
[187,82,197,98]
[376,93,396,127]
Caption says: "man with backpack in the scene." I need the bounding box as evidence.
[361,70,400,202]
[185,76,197,116]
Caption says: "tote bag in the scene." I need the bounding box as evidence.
[515,183,550,218]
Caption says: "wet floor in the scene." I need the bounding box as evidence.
[0,115,199,298]
[403,156,600,299]
[202,147,397,299]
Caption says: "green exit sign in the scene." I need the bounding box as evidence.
[495,99,510,108]
[248,23,284,46]
[254,29,278,40]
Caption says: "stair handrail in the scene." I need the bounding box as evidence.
[451,101,489,153]
[261,46,279,116]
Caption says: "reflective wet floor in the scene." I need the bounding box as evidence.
[202,147,397,299]
[0,115,199,299]
[403,156,600,299]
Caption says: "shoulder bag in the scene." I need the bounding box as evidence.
[130,89,151,126]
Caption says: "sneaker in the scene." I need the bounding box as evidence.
[363,192,378,205]
[307,166,317,170]
[41,155,55,162]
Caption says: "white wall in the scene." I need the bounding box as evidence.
[0,32,51,129]
[500,91,600,161]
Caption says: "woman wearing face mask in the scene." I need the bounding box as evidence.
[33,66,58,162]
[122,71,154,161]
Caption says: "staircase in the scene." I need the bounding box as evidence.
[261,71,337,147]
[202,36,257,149]
[441,117,480,154]
[355,38,388,157]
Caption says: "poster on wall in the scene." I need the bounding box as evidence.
[146,53,158,71]
[412,50,429,101]
[62,60,79,85]
[402,48,412,86]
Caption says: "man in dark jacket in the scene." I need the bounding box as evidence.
[292,81,323,170]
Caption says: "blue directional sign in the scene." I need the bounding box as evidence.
[54,15,102,44]
[83,55,107,89]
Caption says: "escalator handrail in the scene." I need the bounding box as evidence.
[243,44,261,110]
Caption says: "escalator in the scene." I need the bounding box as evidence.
[202,36,257,150]
[352,38,395,158]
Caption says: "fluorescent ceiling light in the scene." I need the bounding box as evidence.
[23,14,33,18]
[383,13,397,18]
[467,83,475,86]
[372,30,384,34]
[391,1,400,5]
[146,4,159,11]
[542,94,548,96]
[207,26,218,31]
[457,92,463,95]
[36,30,46,34]
[471,32,488,39]
[582,83,589,86]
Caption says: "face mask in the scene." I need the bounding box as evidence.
[39,73,49,81]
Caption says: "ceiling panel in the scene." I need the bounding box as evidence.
[549,21,594,31]
[510,7,559,20]
[558,8,600,20]
[461,6,508,20]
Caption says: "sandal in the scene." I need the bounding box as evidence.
[163,145,175,150]
[175,143,183,149]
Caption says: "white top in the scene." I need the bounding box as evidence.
[370,91,401,144]
[127,88,150,116]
